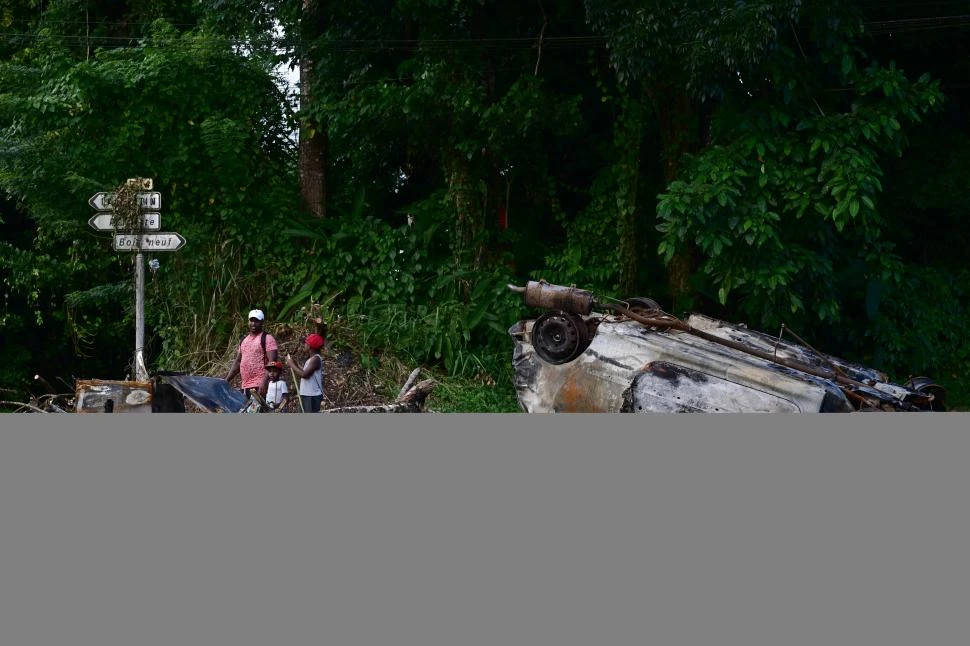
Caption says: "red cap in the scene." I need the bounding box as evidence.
[305,333,325,350]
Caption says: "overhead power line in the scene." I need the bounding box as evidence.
[2,13,969,52]
[866,13,970,34]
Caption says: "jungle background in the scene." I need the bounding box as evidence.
[2,0,968,412]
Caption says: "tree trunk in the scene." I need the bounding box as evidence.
[446,151,484,270]
[651,84,699,312]
[299,0,327,219]
[615,90,647,296]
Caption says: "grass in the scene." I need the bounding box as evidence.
[423,372,522,413]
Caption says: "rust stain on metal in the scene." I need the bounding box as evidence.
[556,373,599,412]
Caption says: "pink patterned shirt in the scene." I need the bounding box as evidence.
[238,332,278,389]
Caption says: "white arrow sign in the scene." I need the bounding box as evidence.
[113,232,186,252]
[89,212,161,231]
[89,191,162,211]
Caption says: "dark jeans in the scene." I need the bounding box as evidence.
[301,394,322,413]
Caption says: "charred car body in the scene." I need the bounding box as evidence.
[508,281,945,413]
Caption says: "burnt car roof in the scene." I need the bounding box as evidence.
[508,281,944,413]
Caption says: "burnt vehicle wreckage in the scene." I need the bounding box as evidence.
[508,281,946,413]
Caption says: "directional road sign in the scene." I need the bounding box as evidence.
[113,232,186,252]
[89,191,162,211]
[89,212,161,232]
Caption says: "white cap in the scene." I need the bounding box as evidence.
[248,309,265,321]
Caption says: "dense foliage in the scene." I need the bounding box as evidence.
[2,1,969,409]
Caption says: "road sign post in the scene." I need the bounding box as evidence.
[89,179,185,383]
[136,252,145,382]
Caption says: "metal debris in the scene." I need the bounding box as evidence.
[154,373,245,413]
[74,379,153,413]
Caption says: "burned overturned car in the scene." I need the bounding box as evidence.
[508,281,945,413]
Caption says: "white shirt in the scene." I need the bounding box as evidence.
[298,354,324,397]
[266,379,288,407]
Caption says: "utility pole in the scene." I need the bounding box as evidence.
[134,245,146,381]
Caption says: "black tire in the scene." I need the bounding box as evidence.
[532,311,592,364]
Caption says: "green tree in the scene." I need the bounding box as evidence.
[1,17,300,384]
[582,0,805,305]
[655,10,943,336]
[296,0,587,271]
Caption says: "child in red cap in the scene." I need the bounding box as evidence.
[286,333,325,412]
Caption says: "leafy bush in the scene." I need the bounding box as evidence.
[282,210,527,378]
[861,266,970,409]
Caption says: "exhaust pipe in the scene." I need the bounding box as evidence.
[508,281,595,316]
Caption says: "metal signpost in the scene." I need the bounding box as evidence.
[89,179,186,382]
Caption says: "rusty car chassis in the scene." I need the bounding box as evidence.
[507,281,945,413]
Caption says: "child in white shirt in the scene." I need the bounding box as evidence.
[264,361,289,411]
